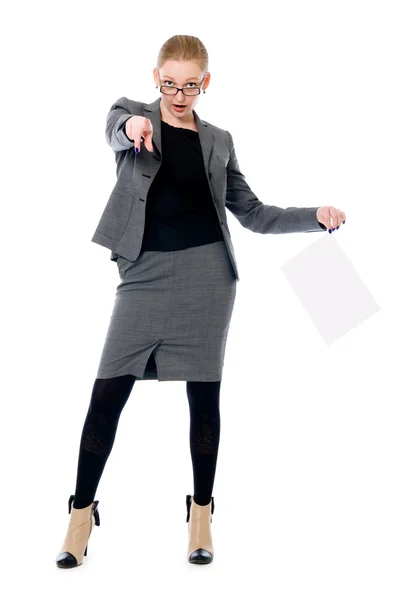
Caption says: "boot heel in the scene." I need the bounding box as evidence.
[56,494,100,568]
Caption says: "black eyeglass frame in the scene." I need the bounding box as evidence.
[157,69,206,96]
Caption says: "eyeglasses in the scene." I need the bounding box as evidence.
[160,85,201,96]
[158,70,206,96]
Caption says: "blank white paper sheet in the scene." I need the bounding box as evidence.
[280,234,380,346]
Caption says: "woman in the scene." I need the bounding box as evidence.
[56,34,346,569]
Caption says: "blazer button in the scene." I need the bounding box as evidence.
[220,220,224,225]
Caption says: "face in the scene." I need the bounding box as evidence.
[153,60,210,121]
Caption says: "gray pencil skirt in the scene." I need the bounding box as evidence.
[95,240,237,382]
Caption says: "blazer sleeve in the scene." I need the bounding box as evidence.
[105,96,136,152]
[224,131,327,234]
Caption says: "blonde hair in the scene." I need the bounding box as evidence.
[157,34,209,75]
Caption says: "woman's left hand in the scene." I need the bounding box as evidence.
[316,206,346,233]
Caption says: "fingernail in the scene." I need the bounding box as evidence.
[336,226,339,229]
[329,229,332,233]
[135,147,139,153]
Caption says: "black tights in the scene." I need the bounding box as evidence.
[73,375,221,509]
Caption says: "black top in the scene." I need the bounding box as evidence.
[131,119,223,253]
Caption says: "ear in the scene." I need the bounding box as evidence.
[203,72,211,91]
[153,67,160,86]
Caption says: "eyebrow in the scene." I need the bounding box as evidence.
[163,75,199,82]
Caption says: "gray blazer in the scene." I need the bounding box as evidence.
[91,96,326,281]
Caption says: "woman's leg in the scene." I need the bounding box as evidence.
[72,374,137,509]
[186,381,221,506]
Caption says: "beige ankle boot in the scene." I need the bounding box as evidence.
[186,494,214,564]
[56,494,100,568]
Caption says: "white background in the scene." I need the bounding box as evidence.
[2,0,400,598]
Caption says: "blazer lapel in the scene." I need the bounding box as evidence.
[143,97,213,175]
